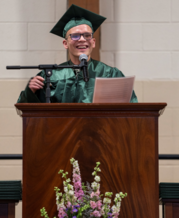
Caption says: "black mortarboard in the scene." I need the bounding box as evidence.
[50,4,106,38]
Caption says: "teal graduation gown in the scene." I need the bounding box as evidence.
[17,59,138,103]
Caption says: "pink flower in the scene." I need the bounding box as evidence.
[74,181,81,189]
[73,173,80,182]
[96,200,102,210]
[90,189,100,199]
[72,164,84,201]
[78,190,84,195]
[75,189,84,199]
[66,201,71,208]
[90,201,97,209]
[90,192,95,198]
[91,210,101,217]
[58,207,67,218]
[112,212,119,218]
[96,189,100,196]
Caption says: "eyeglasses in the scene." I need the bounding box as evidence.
[66,32,93,41]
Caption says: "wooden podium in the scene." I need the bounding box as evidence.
[15,103,166,218]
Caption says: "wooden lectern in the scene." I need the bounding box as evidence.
[15,103,166,218]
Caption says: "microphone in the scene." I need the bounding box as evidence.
[79,54,89,82]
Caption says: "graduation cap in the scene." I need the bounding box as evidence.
[50,4,106,38]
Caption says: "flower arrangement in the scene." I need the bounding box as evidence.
[40,158,127,218]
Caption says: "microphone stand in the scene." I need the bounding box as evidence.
[6,62,88,103]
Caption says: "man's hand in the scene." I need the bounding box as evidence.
[29,76,44,93]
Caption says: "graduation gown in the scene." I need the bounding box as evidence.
[17,59,138,103]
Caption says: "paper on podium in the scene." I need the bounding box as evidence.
[92,76,135,103]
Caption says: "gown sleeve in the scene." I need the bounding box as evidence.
[17,71,45,103]
[17,84,41,103]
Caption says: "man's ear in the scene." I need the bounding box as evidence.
[92,38,96,48]
[63,39,68,49]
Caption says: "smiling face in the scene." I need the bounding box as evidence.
[63,24,96,64]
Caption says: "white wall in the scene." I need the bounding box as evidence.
[100,0,179,79]
[0,0,67,79]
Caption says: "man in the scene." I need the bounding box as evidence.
[17,4,138,103]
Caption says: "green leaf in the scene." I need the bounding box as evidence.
[54,187,60,192]
[70,158,75,164]
[40,207,49,218]
[58,169,64,174]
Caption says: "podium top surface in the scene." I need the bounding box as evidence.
[15,103,167,118]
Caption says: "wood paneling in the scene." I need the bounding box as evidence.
[162,200,179,218]
[0,204,8,218]
[15,103,167,218]
[165,203,173,218]
[0,202,16,218]
[68,0,100,61]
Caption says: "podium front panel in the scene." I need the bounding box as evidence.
[16,103,167,218]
